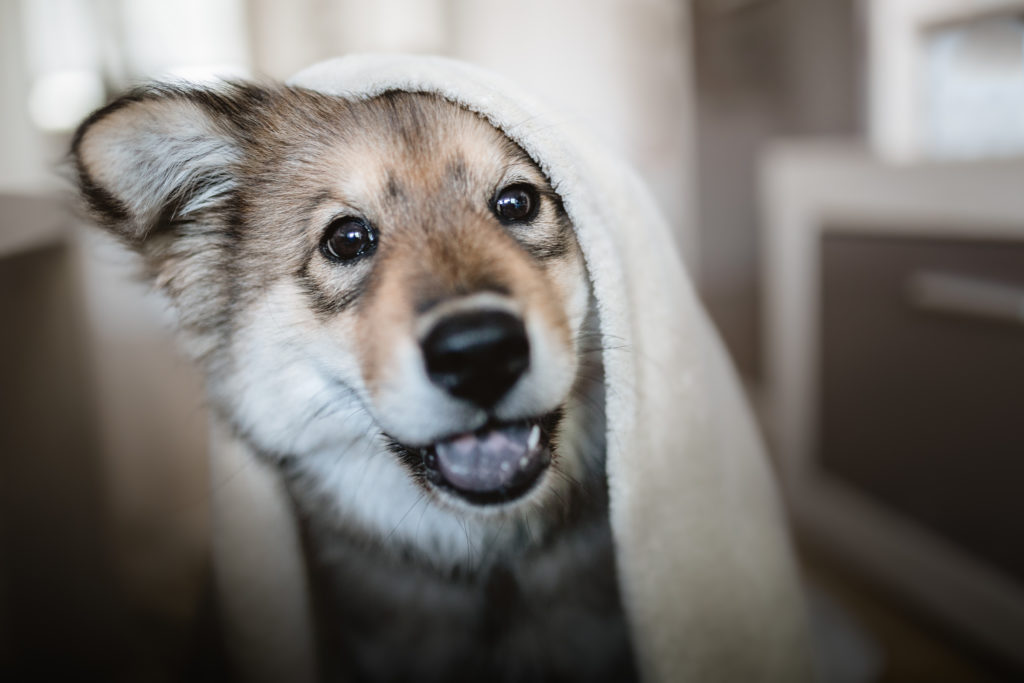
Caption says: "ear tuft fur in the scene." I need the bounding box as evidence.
[71,84,257,243]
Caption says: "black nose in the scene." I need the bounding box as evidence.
[422,310,530,408]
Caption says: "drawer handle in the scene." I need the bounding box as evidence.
[905,271,1024,326]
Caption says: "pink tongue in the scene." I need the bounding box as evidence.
[434,424,540,493]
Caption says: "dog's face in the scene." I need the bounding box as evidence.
[74,86,596,559]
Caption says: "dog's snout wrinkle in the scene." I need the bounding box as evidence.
[414,284,512,316]
[422,309,529,408]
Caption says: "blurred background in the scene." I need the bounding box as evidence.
[1,0,1023,680]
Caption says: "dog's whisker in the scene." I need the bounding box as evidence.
[384,491,426,543]
[457,516,476,570]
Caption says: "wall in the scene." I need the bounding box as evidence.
[693,0,862,377]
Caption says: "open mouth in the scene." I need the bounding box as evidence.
[390,411,561,506]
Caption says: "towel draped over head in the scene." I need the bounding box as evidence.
[211,54,811,683]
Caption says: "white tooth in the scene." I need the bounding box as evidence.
[528,424,540,450]
[519,456,529,469]
[500,462,511,472]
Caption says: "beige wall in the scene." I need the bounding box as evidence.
[0,1,58,192]
[693,0,862,377]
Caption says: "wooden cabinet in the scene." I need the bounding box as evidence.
[761,142,1024,669]
[820,233,1024,585]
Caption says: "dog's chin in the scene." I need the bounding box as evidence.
[387,410,562,507]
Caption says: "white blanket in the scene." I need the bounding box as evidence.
[212,54,811,683]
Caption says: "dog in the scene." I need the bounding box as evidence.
[72,83,637,681]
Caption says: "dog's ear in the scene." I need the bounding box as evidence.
[71,84,263,244]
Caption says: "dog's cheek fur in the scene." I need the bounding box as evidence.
[210,279,371,459]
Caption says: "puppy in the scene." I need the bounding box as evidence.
[73,84,636,681]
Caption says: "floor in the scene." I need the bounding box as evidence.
[799,540,1020,683]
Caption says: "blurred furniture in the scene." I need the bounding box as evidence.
[761,141,1024,670]
[0,191,209,678]
[0,192,123,676]
[867,0,1024,162]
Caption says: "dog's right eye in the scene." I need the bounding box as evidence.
[320,217,377,263]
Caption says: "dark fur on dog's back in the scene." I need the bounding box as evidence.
[73,84,636,681]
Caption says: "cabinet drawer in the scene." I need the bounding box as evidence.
[820,232,1024,583]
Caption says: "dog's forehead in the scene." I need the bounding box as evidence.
[311,93,545,203]
[240,91,555,257]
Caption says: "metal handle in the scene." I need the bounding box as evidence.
[905,270,1024,326]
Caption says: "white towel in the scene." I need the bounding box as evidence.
[211,54,811,683]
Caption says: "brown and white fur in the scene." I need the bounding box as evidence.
[72,84,636,681]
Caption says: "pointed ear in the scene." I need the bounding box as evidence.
[71,85,255,243]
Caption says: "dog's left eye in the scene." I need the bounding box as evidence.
[493,184,539,223]
[320,217,377,263]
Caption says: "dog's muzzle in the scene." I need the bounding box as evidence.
[405,307,556,504]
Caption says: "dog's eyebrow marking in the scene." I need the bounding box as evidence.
[446,158,467,187]
[385,172,404,200]
[305,189,341,221]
